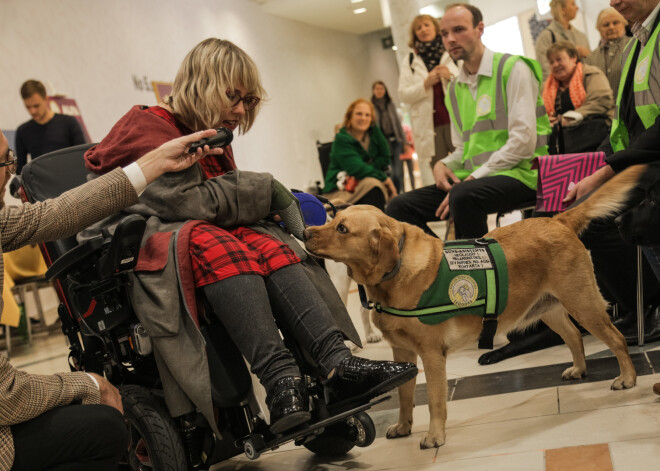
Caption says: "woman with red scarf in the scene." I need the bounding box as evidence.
[84,38,417,437]
[542,41,614,153]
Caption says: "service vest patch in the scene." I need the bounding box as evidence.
[415,238,508,326]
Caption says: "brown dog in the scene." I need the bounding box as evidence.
[304,166,644,449]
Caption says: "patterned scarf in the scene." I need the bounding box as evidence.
[414,35,445,71]
[542,62,587,116]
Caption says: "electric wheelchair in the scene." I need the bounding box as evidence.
[19,144,382,470]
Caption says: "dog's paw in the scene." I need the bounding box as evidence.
[386,422,412,439]
[366,329,383,343]
[561,366,586,380]
[345,340,362,353]
[419,432,445,449]
[610,375,636,390]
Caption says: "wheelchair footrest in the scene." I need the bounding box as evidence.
[236,395,390,460]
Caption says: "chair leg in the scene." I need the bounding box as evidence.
[15,286,32,347]
[29,283,48,326]
[24,304,32,347]
[637,246,645,347]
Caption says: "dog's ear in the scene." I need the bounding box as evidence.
[368,227,400,278]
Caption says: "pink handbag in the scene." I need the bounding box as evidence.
[532,152,607,212]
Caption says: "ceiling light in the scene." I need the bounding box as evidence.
[353,7,367,14]
[350,0,364,3]
[392,45,398,51]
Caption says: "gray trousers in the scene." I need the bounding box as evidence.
[203,264,350,393]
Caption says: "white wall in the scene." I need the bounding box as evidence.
[0,0,387,189]
[361,28,402,104]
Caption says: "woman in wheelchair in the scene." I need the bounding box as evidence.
[83,38,417,435]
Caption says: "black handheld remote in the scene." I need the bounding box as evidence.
[188,127,233,153]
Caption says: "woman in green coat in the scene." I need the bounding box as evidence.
[323,99,397,209]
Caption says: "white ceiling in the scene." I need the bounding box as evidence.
[254,0,388,35]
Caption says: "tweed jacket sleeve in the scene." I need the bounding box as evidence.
[0,168,138,251]
[0,355,101,427]
[0,167,138,471]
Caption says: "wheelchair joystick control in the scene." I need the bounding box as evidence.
[130,323,152,356]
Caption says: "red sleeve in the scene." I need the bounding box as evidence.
[84,106,183,174]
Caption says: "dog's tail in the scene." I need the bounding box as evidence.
[554,164,646,235]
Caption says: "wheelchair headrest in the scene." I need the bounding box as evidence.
[21,143,96,203]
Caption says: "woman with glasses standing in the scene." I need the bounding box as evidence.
[83,38,417,438]
[584,7,629,96]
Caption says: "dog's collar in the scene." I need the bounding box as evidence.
[379,233,406,283]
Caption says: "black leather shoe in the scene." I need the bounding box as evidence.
[266,376,311,434]
[624,305,660,345]
[613,312,637,336]
[325,356,418,410]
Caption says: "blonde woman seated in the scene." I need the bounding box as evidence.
[543,41,614,153]
[323,99,397,210]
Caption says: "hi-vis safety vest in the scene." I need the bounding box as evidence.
[610,21,660,152]
[445,53,551,190]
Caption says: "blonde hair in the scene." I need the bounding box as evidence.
[596,7,628,29]
[408,15,441,48]
[168,38,265,134]
[343,98,376,130]
[550,0,568,23]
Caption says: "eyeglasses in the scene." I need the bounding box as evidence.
[226,91,260,111]
[0,149,17,175]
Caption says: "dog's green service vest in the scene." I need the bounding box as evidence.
[359,238,508,349]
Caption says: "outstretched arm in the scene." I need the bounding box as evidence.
[0,130,222,252]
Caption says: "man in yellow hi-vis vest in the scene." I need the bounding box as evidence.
[565,0,660,348]
[386,3,551,239]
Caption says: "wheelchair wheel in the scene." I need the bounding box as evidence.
[303,412,376,457]
[120,385,188,471]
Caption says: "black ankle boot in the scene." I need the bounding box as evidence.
[325,356,417,409]
[613,311,637,335]
[266,376,311,434]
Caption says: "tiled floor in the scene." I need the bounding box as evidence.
[7,290,660,471]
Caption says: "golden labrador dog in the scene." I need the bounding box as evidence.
[303,166,643,449]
